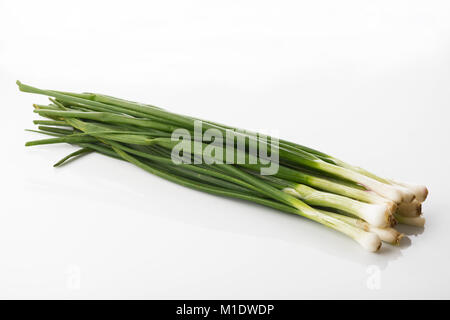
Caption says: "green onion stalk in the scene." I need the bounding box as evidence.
[32,103,394,207]
[27,130,383,251]
[394,214,425,228]
[17,81,419,204]
[67,86,424,204]
[26,113,427,227]
[19,81,429,250]
[24,123,383,252]
[315,209,403,245]
[282,186,395,228]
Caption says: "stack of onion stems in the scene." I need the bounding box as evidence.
[19,81,428,252]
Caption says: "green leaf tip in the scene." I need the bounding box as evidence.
[16,80,26,92]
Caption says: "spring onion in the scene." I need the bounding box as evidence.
[19,81,429,252]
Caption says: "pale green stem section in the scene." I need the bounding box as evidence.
[331,159,422,203]
[315,161,411,203]
[394,214,425,227]
[283,185,393,228]
[301,174,389,204]
[316,209,403,245]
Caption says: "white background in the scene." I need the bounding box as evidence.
[1,0,449,299]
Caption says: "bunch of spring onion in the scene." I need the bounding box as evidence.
[19,81,428,252]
